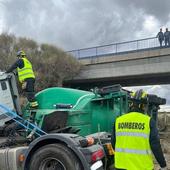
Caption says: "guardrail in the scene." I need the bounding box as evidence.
[68,37,160,59]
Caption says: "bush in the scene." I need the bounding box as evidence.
[0,33,81,92]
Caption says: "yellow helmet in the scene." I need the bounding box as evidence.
[130,89,148,113]
[17,50,26,57]
[131,89,147,100]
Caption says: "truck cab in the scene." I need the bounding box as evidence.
[0,72,21,124]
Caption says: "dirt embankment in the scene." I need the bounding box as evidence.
[155,112,170,169]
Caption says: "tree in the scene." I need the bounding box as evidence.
[0,33,16,70]
[34,43,81,90]
[0,33,81,92]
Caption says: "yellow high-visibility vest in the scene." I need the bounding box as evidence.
[17,57,35,83]
[115,112,154,170]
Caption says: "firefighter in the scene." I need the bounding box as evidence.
[6,50,38,109]
[111,89,167,170]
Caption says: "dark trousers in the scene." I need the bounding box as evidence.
[159,39,163,47]
[165,38,170,47]
[24,78,36,102]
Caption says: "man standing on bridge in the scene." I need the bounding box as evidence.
[157,28,164,47]
[164,28,170,47]
[111,89,167,170]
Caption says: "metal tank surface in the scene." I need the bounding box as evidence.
[23,85,129,136]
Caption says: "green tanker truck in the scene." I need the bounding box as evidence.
[0,72,166,170]
[22,81,166,169]
[22,85,128,136]
[23,84,166,136]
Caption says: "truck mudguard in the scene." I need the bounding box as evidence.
[24,133,91,170]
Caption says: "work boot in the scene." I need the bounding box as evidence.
[29,101,39,110]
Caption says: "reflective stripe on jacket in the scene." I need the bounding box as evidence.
[115,112,154,170]
[17,58,35,82]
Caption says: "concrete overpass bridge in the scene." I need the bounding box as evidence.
[64,37,170,89]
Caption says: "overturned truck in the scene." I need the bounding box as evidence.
[0,72,166,170]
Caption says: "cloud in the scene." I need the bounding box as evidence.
[1,0,170,106]
[116,0,170,23]
[125,85,170,105]
[1,0,170,50]
[135,15,160,38]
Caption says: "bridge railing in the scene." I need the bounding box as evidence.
[68,37,160,59]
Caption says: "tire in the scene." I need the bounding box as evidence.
[29,143,82,170]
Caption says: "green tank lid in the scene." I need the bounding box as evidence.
[35,87,95,109]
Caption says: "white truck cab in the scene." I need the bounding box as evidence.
[0,72,21,124]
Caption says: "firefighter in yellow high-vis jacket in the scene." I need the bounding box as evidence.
[6,50,38,109]
[111,89,167,170]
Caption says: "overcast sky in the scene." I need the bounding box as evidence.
[0,0,170,50]
[125,85,170,106]
[1,0,170,105]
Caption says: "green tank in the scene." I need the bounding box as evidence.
[23,86,129,136]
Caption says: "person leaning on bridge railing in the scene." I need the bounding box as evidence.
[157,28,164,47]
[111,89,167,170]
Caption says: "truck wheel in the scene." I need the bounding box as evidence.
[29,143,82,170]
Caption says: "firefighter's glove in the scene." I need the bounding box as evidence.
[160,167,168,170]
[22,82,27,90]
[0,72,5,76]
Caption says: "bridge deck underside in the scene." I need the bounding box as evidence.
[65,48,170,89]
